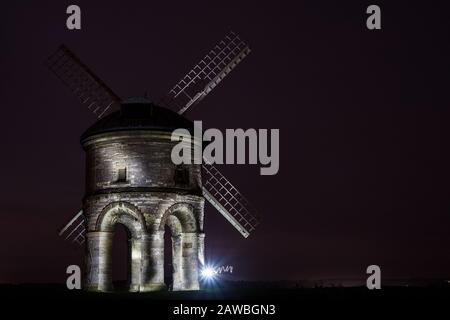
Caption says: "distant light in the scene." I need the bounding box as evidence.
[201,266,217,280]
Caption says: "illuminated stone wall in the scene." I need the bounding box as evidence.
[81,130,204,292]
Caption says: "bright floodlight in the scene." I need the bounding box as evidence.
[201,267,216,279]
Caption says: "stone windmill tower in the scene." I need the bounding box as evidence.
[80,99,203,292]
[48,32,259,292]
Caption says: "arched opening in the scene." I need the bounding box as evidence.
[86,202,149,292]
[157,204,201,291]
[112,223,130,291]
[164,224,173,288]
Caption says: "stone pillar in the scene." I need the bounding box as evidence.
[179,232,200,290]
[84,231,113,292]
[132,234,152,292]
[144,230,166,291]
[128,235,152,292]
[197,233,205,268]
[171,234,183,290]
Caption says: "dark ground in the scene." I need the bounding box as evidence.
[2,283,449,318]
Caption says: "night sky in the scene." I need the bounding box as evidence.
[1,1,449,284]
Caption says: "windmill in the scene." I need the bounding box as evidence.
[48,31,259,247]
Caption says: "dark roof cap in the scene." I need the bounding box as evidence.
[80,98,194,142]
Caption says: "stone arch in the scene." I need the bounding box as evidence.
[159,203,197,233]
[87,201,149,292]
[159,203,200,291]
[96,201,146,238]
[165,215,183,236]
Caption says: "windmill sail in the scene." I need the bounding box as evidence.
[59,210,86,245]
[160,32,259,237]
[46,45,121,118]
[159,31,251,115]
[202,161,259,238]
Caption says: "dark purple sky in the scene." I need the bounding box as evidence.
[1,0,449,284]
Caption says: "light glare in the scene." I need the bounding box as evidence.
[201,267,216,279]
